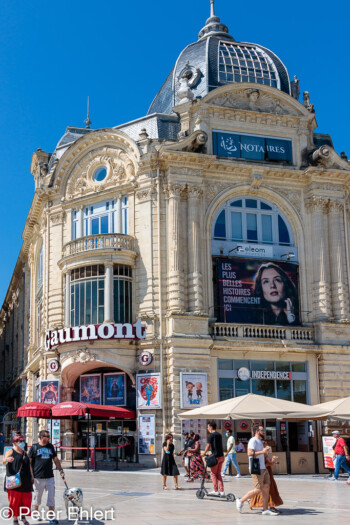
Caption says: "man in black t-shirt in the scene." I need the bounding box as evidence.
[204,421,225,496]
[28,430,65,524]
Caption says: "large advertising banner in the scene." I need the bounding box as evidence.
[216,257,299,326]
[104,373,126,406]
[180,373,208,409]
[136,373,162,409]
[80,374,102,404]
[40,380,60,405]
[138,414,155,454]
[322,435,336,469]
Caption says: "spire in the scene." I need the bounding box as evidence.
[84,96,91,129]
[198,0,233,40]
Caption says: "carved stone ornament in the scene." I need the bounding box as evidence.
[210,88,299,116]
[66,146,136,199]
[304,195,329,213]
[274,189,302,214]
[205,183,234,202]
[164,183,186,199]
[72,349,97,363]
[50,211,66,225]
[136,187,155,202]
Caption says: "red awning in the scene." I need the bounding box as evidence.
[17,402,52,418]
[51,401,135,419]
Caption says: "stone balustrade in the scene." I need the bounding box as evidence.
[62,233,135,257]
[211,323,314,342]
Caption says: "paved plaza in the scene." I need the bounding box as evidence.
[0,465,349,525]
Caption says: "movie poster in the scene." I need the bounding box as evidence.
[136,373,161,409]
[138,414,155,454]
[80,374,101,404]
[180,373,208,409]
[47,419,61,450]
[104,373,126,406]
[322,435,336,469]
[40,380,59,405]
[216,257,299,325]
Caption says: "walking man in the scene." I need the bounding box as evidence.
[236,424,278,516]
[29,430,65,524]
[222,429,241,478]
[177,431,192,477]
[331,430,350,480]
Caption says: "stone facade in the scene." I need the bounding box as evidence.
[1,8,350,467]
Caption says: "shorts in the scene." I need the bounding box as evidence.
[33,478,55,507]
[251,469,270,490]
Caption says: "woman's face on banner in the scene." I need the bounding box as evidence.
[261,268,285,303]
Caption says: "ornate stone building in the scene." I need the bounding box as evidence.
[1,3,350,471]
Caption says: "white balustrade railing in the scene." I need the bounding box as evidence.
[212,323,314,342]
[62,234,135,257]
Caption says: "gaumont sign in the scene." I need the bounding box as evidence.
[45,319,146,351]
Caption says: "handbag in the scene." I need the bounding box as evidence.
[206,454,217,468]
[251,451,261,475]
[5,455,24,490]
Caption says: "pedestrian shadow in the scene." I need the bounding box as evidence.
[278,508,322,516]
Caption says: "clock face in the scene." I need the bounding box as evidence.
[237,367,250,381]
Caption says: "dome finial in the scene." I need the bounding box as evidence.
[210,0,215,18]
[84,96,91,129]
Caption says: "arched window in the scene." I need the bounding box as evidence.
[213,197,293,246]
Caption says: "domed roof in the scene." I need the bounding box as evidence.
[148,3,291,115]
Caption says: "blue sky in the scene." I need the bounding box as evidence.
[0,0,349,304]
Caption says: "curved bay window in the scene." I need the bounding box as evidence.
[113,265,132,323]
[70,265,105,325]
[212,197,300,326]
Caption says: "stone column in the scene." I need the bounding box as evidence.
[327,199,349,321]
[104,263,114,322]
[64,271,71,326]
[77,206,84,238]
[187,185,204,312]
[166,183,185,312]
[116,196,122,234]
[306,196,331,320]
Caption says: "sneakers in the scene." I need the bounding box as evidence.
[208,490,219,496]
[236,498,244,513]
[236,474,241,478]
[262,509,279,516]
[219,491,225,497]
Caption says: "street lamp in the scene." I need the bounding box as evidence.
[280,252,295,261]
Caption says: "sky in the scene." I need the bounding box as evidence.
[0,0,349,305]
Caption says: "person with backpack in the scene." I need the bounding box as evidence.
[28,430,65,525]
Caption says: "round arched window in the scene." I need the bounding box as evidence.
[213,197,292,246]
[93,166,107,182]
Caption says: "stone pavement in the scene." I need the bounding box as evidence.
[0,466,349,525]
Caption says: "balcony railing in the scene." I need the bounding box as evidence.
[62,234,135,258]
[211,323,314,343]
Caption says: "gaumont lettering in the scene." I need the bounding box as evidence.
[251,370,292,380]
[45,319,146,351]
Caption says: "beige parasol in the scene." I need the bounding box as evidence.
[178,393,323,420]
[287,396,350,421]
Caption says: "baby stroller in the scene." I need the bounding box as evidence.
[196,456,236,502]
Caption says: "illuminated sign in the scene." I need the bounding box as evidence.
[213,131,292,163]
[45,319,146,351]
[251,370,292,380]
